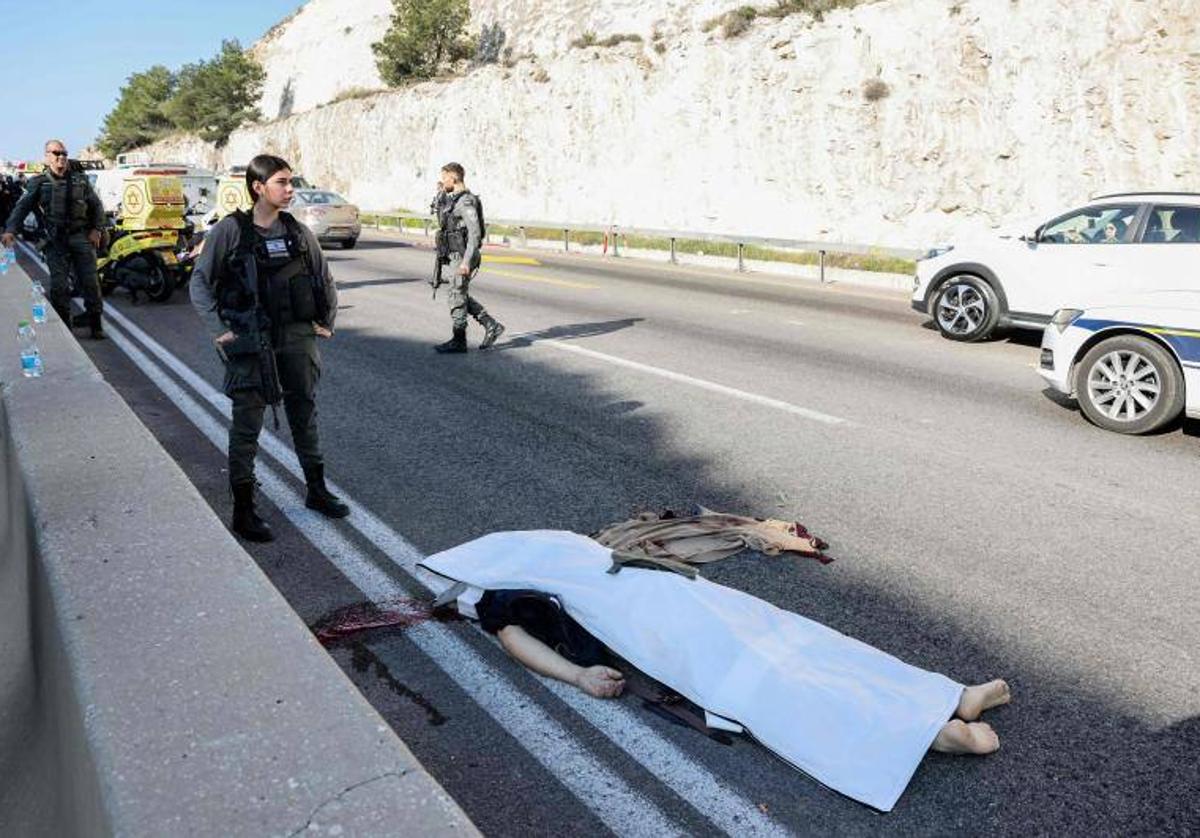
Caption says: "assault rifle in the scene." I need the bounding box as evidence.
[430,248,447,299]
[220,252,283,428]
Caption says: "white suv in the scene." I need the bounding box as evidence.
[911,193,1200,341]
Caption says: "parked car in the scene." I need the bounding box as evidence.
[912,193,1200,342]
[1038,290,1200,434]
[290,189,361,249]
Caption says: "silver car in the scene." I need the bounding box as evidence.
[290,189,362,249]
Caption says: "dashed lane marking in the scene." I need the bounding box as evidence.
[536,337,851,427]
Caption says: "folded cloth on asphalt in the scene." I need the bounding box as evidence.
[592,506,831,572]
[420,530,964,812]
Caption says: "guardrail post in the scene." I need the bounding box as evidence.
[563,228,569,252]
[613,229,620,258]
[669,237,677,264]
[520,226,528,248]
[424,218,431,237]
[819,249,827,283]
[737,242,745,272]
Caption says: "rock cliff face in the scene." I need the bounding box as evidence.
[142,0,1200,246]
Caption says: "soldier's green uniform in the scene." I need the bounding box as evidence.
[435,189,504,352]
[4,167,106,334]
[190,208,347,541]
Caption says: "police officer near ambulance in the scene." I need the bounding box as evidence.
[2,139,107,339]
[190,154,348,542]
[433,162,505,353]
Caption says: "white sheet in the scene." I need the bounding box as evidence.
[420,530,963,811]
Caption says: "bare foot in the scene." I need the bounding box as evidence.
[956,679,1011,722]
[932,719,1000,755]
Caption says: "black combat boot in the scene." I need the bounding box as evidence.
[51,297,73,327]
[87,310,106,341]
[303,464,350,518]
[231,480,275,542]
[434,326,468,354]
[478,313,505,350]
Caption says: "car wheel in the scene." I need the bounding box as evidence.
[1074,335,1185,434]
[931,275,1000,341]
[342,237,357,250]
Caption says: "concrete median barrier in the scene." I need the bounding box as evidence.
[0,262,477,837]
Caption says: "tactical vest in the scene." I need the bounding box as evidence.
[217,210,327,344]
[29,171,92,237]
[435,190,485,263]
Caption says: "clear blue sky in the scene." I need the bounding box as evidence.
[0,0,304,160]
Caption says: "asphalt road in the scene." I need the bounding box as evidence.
[31,232,1200,835]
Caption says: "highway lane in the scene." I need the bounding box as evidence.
[29,232,1199,835]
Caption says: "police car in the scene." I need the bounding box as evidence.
[1038,291,1200,434]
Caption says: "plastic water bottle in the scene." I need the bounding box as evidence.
[0,246,12,275]
[17,320,42,378]
[31,282,47,324]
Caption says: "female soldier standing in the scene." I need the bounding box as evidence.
[190,154,348,542]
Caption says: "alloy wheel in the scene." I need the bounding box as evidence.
[1086,350,1161,423]
[935,283,988,336]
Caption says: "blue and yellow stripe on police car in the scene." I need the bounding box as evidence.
[1074,318,1200,368]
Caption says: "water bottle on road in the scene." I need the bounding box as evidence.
[18,320,43,378]
[31,281,47,323]
[0,246,13,275]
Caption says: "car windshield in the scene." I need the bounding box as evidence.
[297,191,345,205]
[1041,205,1138,244]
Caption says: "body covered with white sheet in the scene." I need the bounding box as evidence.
[421,530,963,811]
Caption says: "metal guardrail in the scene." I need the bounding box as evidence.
[363,212,920,282]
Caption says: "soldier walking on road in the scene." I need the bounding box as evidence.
[2,140,107,339]
[433,162,504,353]
[190,154,349,543]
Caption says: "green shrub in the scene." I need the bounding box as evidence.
[97,65,176,158]
[372,0,472,84]
[163,40,265,146]
[862,77,890,102]
[598,33,643,47]
[702,6,761,38]
[570,31,598,48]
[763,0,870,21]
[329,87,381,104]
[724,7,758,37]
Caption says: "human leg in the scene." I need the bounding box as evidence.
[42,241,74,325]
[68,234,104,338]
[277,336,347,518]
[436,264,470,353]
[228,385,273,541]
[464,272,504,349]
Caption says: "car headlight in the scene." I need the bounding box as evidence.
[917,244,954,261]
[1050,308,1084,333]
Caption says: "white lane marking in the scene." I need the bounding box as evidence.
[537,337,850,426]
[95,298,789,836]
[99,318,685,838]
